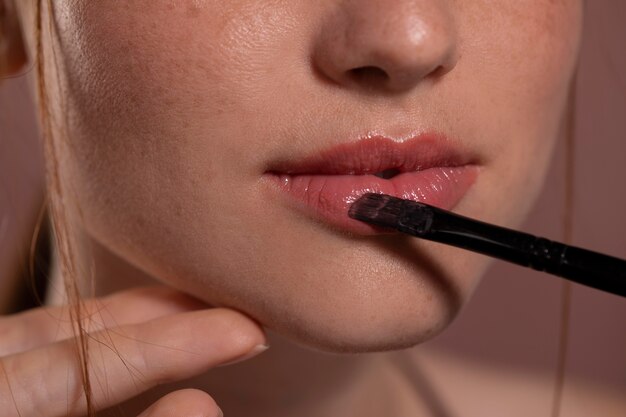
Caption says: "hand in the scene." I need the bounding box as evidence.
[0,286,268,417]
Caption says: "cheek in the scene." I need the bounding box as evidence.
[50,2,292,239]
[52,1,308,200]
[472,0,582,133]
[56,2,273,130]
[48,1,312,310]
[451,0,582,224]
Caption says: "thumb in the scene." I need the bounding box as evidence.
[137,389,223,417]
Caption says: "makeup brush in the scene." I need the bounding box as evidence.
[348,193,626,297]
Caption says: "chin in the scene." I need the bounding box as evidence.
[268,247,488,354]
[265,296,460,354]
[173,230,490,355]
[218,265,468,355]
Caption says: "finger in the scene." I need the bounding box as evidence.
[0,307,267,417]
[0,286,208,356]
[137,389,222,417]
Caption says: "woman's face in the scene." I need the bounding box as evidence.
[33,0,581,352]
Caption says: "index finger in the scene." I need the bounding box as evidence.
[0,307,267,417]
[0,286,208,356]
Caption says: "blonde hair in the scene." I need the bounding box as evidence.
[34,0,96,414]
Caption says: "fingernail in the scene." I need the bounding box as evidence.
[217,343,270,367]
[217,406,224,417]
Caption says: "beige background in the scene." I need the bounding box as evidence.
[1,0,624,409]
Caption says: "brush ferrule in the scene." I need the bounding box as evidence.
[525,237,568,273]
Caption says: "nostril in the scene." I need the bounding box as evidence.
[429,64,448,78]
[348,66,389,84]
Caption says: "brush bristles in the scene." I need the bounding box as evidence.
[348,193,408,229]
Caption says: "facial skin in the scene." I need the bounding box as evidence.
[27,0,581,353]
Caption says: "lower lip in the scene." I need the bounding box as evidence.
[264,166,478,235]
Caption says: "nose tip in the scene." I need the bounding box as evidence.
[313,1,459,94]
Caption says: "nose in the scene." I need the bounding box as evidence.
[312,0,459,94]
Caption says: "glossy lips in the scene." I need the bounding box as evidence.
[264,134,478,234]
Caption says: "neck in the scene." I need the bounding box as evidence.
[48,227,432,417]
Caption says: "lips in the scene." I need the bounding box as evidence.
[263,133,479,234]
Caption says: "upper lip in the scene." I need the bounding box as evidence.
[265,132,477,176]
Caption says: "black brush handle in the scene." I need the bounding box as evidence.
[398,206,626,297]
